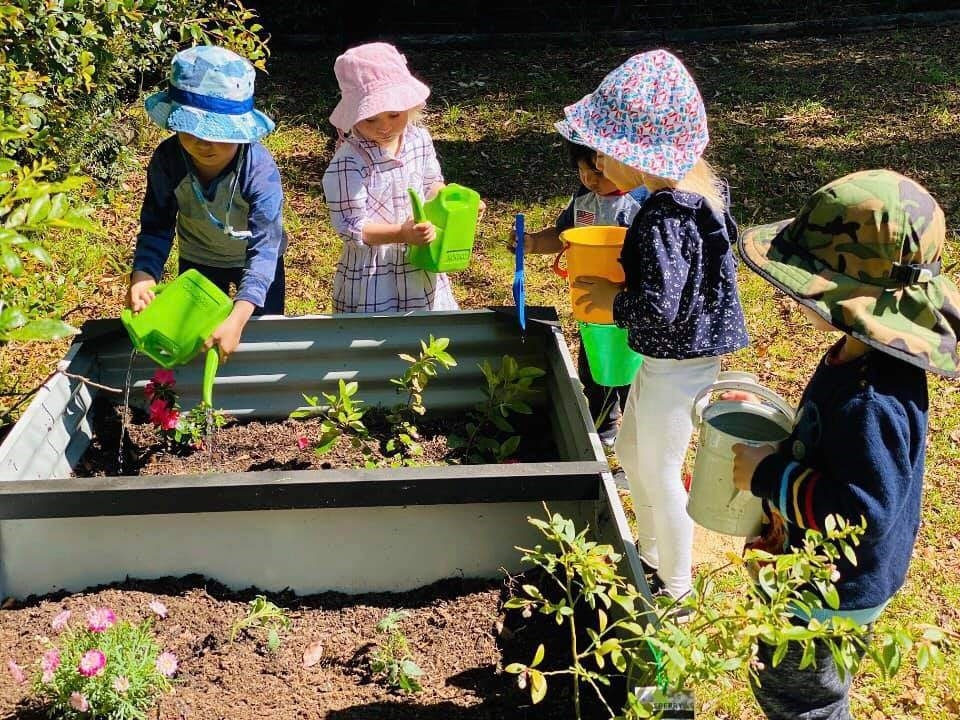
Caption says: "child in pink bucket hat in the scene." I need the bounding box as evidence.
[323,43,481,313]
[557,49,749,601]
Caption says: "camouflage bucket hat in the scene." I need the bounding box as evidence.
[740,169,960,377]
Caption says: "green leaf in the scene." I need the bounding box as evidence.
[531,643,545,668]
[267,628,280,651]
[0,158,16,173]
[26,194,51,224]
[529,669,547,704]
[5,318,78,341]
[1,247,23,276]
[19,93,45,108]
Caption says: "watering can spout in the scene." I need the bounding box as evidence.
[202,348,219,407]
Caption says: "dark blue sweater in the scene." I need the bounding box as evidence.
[751,343,928,618]
[612,187,749,359]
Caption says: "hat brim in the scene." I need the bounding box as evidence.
[555,113,702,183]
[740,219,960,377]
[329,80,430,131]
[146,90,275,143]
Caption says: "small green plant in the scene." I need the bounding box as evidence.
[7,605,177,719]
[505,506,953,719]
[143,369,227,450]
[369,611,424,694]
[230,595,290,653]
[385,335,457,458]
[290,379,370,455]
[449,355,545,463]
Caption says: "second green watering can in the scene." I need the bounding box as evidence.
[407,183,481,273]
[120,268,233,406]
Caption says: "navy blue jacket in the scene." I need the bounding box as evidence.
[612,187,749,359]
[751,344,928,620]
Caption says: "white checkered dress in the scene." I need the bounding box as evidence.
[322,125,459,313]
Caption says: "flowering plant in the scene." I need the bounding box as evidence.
[7,605,177,719]
[144,369,226,449]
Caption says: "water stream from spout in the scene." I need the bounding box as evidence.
[117,349,137,475]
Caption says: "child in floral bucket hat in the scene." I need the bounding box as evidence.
[128,45,287,361]
[732,169,960,718]
[556,49,749,601]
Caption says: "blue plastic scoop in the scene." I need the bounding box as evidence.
[513,213,526,332]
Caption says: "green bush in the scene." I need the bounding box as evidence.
[0,0,269,184]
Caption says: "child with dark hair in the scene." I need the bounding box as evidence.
[507,138,648,446]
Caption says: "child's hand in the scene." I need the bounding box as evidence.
[127,271,157,312]
[507,227,563,255]
[401,218,436,246]
[731,443,776,492]
[571,275,623,324]
[203,301,255,362]
[719,390,761,403]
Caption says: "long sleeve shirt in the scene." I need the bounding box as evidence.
[134,135,286,308]
[750,343,928,621]
[612,187,749,359]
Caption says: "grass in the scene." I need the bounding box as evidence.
[2,22,960,719]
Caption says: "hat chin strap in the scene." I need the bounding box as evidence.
[890,260,940,285]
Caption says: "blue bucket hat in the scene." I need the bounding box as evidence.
[145,46,274,144]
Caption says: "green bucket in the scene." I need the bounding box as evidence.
[578,321,644,387]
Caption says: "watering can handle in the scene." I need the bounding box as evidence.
[552,244,569,279]
[408,188,427,223]
[691,374,795,426]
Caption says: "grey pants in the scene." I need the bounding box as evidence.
[751,637,866,720]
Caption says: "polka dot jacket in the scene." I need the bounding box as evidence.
[612,187,749,359]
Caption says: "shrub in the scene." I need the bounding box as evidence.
[7,605,177,720]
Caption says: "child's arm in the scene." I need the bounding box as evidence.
[128,144,178,310]
[507,226,563,254]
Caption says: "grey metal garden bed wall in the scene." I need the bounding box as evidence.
[0,309,645,601]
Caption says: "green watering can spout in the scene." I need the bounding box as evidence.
[408,187,427,223]
[202,347,219,407]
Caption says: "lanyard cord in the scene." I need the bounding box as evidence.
[179,143,252,238]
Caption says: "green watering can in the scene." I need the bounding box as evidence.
[407,183,481,273]
[120,269,233,406]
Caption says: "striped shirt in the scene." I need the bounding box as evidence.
[322,125,458,313]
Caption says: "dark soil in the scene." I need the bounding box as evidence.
[0,574,616,719]
[75,399,558,477]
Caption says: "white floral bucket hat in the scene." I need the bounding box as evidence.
[555,49,709,182]
[145,45,274,144]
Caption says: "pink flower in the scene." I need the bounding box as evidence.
[149,398,170,426]
[296,436,310,450]
[78,649,106,677]
[152,369,176,387]
[148,599,168,619]
[155,651,178,678]
[40,649,60,674]
[86,607,116,632]
[159,407,180,431]
[69,692,89,712]
[112,675,130,693]
[144,381,156,400]
[6,659,25,684]
[41,669,55,684]
[51,609,71,632]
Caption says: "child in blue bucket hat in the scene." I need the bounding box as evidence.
[127,45,287,361]
[556,50,750,601]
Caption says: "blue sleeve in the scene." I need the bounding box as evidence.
[555,185,590,232]
[236,144,285,307]
[612,200,692,328]
[751,393,916,534]
[133,141,179,281]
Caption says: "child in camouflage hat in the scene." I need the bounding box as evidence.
[731,169,960,719]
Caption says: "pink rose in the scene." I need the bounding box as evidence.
[86,607,116,632]
[78,649,106,677]
[41,649,60,673]
[149,398,170,426]
[6,659,25,684]
[159,406,180,431]
[296,436,310,451]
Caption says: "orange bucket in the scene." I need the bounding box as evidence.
[552,226,627,323]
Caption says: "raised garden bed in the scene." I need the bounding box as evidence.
[0,308,647,717]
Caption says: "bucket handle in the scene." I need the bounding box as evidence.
[691,371,795,426]
[552,243,569,279]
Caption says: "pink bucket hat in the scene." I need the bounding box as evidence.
[555,49,709,181]
[329,43,430,132]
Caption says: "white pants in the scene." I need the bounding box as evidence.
[615,354,720,598]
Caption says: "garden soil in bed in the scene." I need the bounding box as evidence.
[75,399,559,477]
[0,574,615,720]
